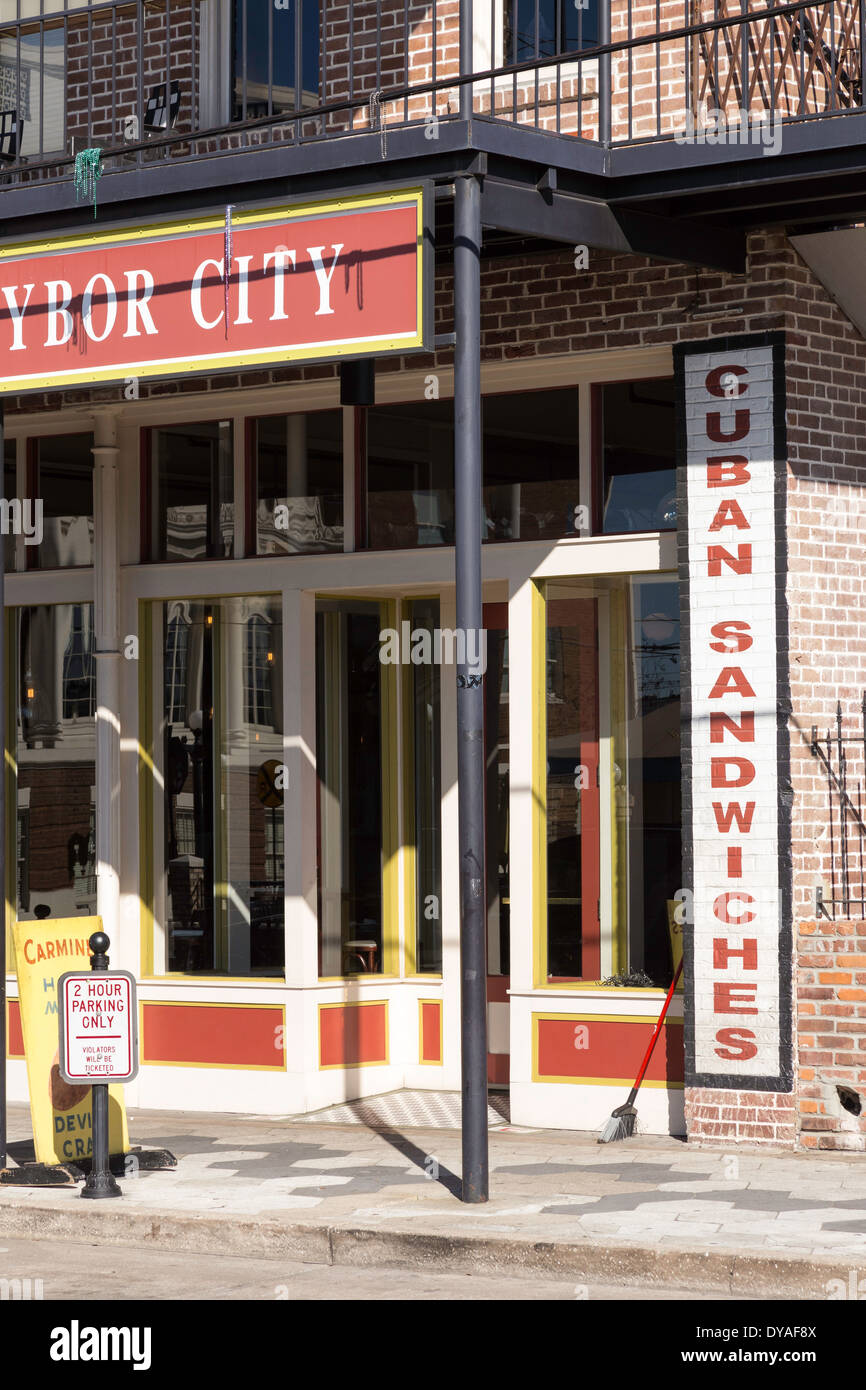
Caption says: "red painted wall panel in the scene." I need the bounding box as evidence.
[537,1015,684,1084]
[320,1002,387,1068]
[420,1001,441,1064]
[142,1003,284,1069]
[7,1000,23,1058]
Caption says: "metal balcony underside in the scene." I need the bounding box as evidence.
[3,0,866,271]
[3,112,866,277]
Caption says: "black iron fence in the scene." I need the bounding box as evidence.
[0,0,861,184]
[811,699,866,921]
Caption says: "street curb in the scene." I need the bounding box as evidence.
[0,1200,854,1296]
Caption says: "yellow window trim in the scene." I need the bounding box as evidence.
[531,580,548,989]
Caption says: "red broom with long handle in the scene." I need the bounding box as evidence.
[598,957,683,1143]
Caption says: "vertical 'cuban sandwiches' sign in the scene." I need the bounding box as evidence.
[675,333,792,1091]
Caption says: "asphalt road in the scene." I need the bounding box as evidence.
[0,1236,750,1301]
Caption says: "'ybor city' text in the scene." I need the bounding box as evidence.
[0,196,424,391]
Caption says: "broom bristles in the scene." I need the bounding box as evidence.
[598,1106,637,1144]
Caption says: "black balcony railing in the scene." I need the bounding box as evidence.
[0,0,861,188]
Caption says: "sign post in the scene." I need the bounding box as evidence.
[58,932,139,1200]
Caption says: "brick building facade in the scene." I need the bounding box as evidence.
[2,0,865,1163]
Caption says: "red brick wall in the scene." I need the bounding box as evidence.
[798,918,866,1150]
[10,0,861,171]
[685,1087,798,1147]
[66,3,198,150]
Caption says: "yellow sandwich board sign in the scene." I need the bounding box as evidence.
[11,917,129,1166]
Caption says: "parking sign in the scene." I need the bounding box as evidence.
[58,970,139,1084]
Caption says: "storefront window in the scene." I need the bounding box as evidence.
[4,439,15,572]
[545,586,600,980]
[16,602,96,920]
[542,575,681,986]
[365,388,582,550]
[486,605,510,976]
[366,401,454,550]
[150,421,234,562]
[621,576,682,984]
[34,433,94,569]
[599,379,676,534]
[316,600,388,976]
[252,410,343,555]
[483,389,580,541]
[410,598,442,973]
[155,595,284,975]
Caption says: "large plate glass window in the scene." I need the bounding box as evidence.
[251,410,343,554]
[316,599,395,977]
[366,400,454,550]
[153,594,284,975]
[33,433,94,569]
[598,379,676,535]
[364,387,582,549]
[541,575,681,987]
[408,597,442,974]
[149,421,234,562]
[16,602,96,921]
[4,438,15,571]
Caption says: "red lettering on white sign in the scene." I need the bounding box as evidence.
[714,1028,759,1061]
[706,456,751,487]
[707,544,752,576]
[710,711,755,744]
[709,621,753,654]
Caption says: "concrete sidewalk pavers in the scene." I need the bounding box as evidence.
[1,1102,864,1298]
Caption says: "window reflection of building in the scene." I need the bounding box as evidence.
[165,612,190,726]
[16,603,97,922]
[245,615,274,727]
[542,577,683,989]
[254,411,343,555]
[151,422,234,562]
[316,601,385,977]
[62,605,95,719]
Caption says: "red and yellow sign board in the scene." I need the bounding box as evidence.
[11,918,129,1165]
[0,187,431,394]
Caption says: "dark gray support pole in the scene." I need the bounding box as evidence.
[599,0,611,152]
[0,401,5,1173]
[454,172,488,1203]
[459,0,473,121]
[81,932,121,1199]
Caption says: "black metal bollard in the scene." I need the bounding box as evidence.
[80,932,122,1200]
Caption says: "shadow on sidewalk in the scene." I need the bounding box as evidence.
[361,1123,463,1199]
